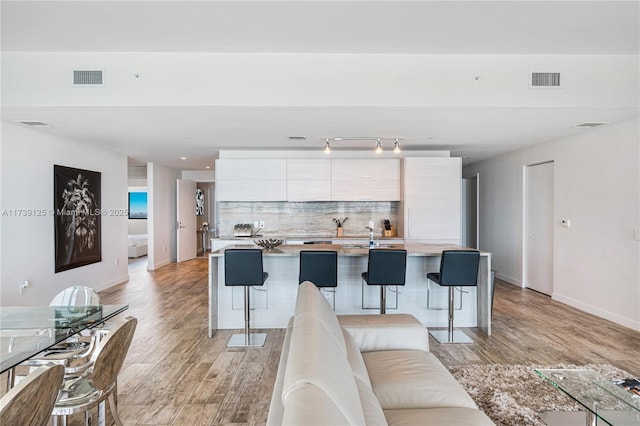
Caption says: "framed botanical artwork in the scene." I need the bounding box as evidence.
[54,165,102,273]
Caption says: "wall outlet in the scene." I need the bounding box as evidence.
[259,221,265,229]
[560,219,571,228]
[254,221,259,229]
[20,280,29,294]
[368,221,374,229]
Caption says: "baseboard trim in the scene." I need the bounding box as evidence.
[94,274,129,292]
[495,273,523,287]
[553,293,640,332]
[148,258,173,271]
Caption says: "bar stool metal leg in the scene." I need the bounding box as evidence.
[429,286,474,344]
[380,286,386,315]
[227,286,267,347]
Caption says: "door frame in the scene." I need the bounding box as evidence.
[522,161,554,293]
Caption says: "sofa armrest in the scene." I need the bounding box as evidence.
[338,314,429,352]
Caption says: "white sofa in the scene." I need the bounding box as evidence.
[267,282,494,426]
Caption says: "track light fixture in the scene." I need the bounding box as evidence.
[375,139,382,154]
[321,137,404,153]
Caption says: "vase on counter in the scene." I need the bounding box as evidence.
[336,227,343,238]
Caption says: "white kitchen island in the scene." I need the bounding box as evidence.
[208,243,492,337]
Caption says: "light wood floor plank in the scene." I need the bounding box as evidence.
[3,255,638,425]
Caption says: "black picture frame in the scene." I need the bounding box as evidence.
[128,191,148,219]
[54,165,102,273]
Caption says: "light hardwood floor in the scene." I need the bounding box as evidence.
[9,256,639,425]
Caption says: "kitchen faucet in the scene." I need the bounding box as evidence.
[366,226,375,248]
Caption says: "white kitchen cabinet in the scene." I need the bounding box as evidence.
[286,159,331,201]
[403,157,461,243]
[286,159,331,180]
[216,159,286,180]
[215,159,287,201]
[330,159,401,201]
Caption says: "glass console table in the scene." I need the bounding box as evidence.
[0,304,128,377]
[536,369,640,425]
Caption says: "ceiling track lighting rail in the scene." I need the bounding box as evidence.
[321,137,402,153]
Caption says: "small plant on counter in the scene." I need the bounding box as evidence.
[333,217,348,228]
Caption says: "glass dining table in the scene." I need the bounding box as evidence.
[0,304,128,388]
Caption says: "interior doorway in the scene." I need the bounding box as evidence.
[523,161,554,295]
[177,179,197,262]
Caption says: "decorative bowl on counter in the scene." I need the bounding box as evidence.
[254,239,285,249]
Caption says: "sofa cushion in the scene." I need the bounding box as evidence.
[338,314,429,352]
[342,329,372,388]
[283,313,366,426]
[295,281,346,351]
[266,318,294,426]
[363,350,478,410]
[281,382,351,426]
[356,377,388,426]
[384,407,495,426]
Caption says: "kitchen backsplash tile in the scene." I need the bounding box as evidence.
[217,201,400,238]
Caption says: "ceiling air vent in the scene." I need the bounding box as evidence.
[73,70,103,86]
[575,122,609,128]
[530,72,560,88]
[288,136,307,141]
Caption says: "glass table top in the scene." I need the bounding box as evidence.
[0,304,128,373]
[535,368,640,425]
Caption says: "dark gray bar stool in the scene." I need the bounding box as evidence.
[361,249,407,314]
[224,248,268,347]
[299,250,338,309]
[427,250,480,344]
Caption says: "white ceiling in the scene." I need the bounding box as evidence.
[1,1,639,169]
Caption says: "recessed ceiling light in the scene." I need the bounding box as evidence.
[205,166,211,169]
[180,157,187,160]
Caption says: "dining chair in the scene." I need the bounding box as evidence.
[0,364,65,426]
[51,316,137,426]
[22,286,104,371]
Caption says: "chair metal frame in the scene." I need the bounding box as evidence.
[51,316,137,426]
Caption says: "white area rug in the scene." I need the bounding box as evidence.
[448,364,633,426]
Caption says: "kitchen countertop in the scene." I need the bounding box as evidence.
[212,235,404,241]
[209,243,488,257]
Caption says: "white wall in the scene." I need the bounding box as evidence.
[3,53,638,108]
[0,122,129,305]
[464,117,640,331]
[147,162,180,270]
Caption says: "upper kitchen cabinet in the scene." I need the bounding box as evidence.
[330,159,401,201]
[286,159,331,201]
[215,159,287,201]
[403,157,461,243]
